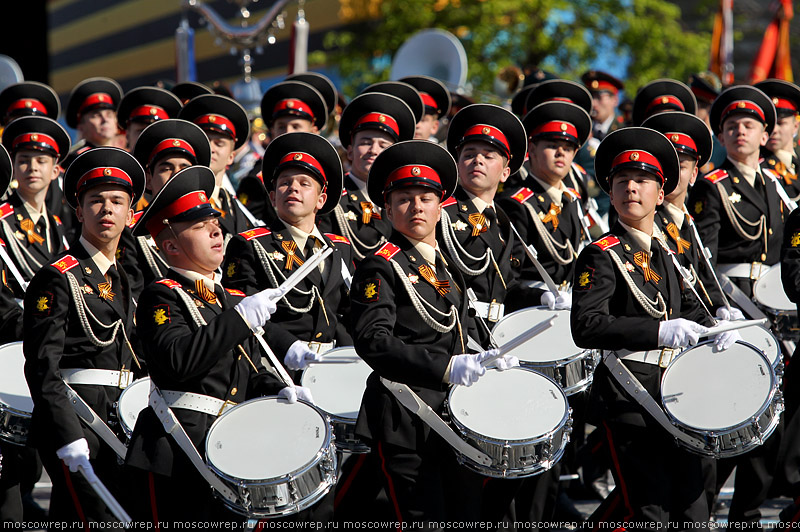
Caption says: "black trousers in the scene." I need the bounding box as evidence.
[0,443,41,522]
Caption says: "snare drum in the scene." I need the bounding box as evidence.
[491,307,599,395]
[753,264,799,341]
[447,367,571,478]
[205,396,337,517]
[0,342,33,445]
[116,378,151,438]
[739,325,782,372]
[660,340,783,458]
[300,347,371,453]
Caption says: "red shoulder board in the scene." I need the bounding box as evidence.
[511,187,534,204]
[704,169,729,184]
[77,146,90,155]
[341,189,348,196]
[156,279,182,289]
[239,227,271,241]
[325,233,350,245]
[0,203,13,220]
[573,163,587,174]
[52,255,79,273]
[567,187,582,199]
[593,236,621,251]
[758,157,765,164]
[225,288,245,297]
[256,171,263,184]
[0,238,6,247]
[53,215,62,225]
[441,196,457,208]
[127,210,144,229]
[375,242,401,261]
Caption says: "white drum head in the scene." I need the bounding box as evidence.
[118,378,151,434]
[206,397,328,480]
[0,343,33,413]
[739,326,780,367]
[449,368,568,441]
[754,265,795,312]
[492,308,578,364]
[661,342,773,431]
[300,347,371,420]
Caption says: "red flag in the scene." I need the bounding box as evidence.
[710,0,734,85]
[749,0,794,83]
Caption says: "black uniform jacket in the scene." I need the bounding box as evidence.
[0,193,68,296]
[761,148,800,203]
[23,243,135,454]
[0,240,23,343]
[214,187,252,238]
[117,211,170,295]
[688,158,785,267]
[654,204,726,311]
[351,232,472,451]
[317,173,393,260]
[497,176,585,285]
[571,223,711,428]
[222,223,355,356]
[781,207,800,307]
[126,270,284,476]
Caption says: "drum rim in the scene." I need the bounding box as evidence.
[660,339,778,434]
[205,395,334,482]
[299,346,368,423]
[447,367,570,446]
[491,307,591,365]
[753,265,796,312]
[0,341,33,415]
[117,377,151,435]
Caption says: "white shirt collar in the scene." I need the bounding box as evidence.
[79,236,115,276]
[776,149,796,172]
[172,266,222,293]
[595,114,615,135]
[463,189,494,212]
[728,157,760,188]
[280,218,326,253]
[619,221,654,254]
[530,173,566,206]
[663,201,688,230]
[407,237,438,266]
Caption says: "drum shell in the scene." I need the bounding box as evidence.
[329,417,370,454]
[0,342,33,446]
[521,351,600,396]
[0,406,31,446]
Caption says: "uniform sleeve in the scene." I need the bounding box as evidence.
[334,242,355,346]
[222,235,261,296]
[0,265,22,343]
[23,267,84,448]
[782,209,800,304]
[350,256,451,389]
[687,179,722,266]
[135,285,254,382]
[570,245,661,351]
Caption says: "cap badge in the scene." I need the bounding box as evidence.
[591,80,599,89]
[482,127,491,135]
[411,167,421,176]
[774,97,780,105]
[737,101,746,109]
[199,192,207,202]
[560,123,568,131]
[31,134,38,141]
[103,168,113,176]
[661,96,669,104]
[287,101,295,108]
[24,101,32,108]
[378,115,386,123]
[98,95,106,102]
[149,107,158,115]
[671,134,680,142]
[293,153,303,161]
[208,115,217,123]
[630,152,640,161]
[172,140,181,147]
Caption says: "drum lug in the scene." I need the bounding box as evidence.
[500,443,511,471]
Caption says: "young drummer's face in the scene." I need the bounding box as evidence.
[347,130,394,180]
[13,150,59,198]
[457,141,510,197]
[609,170,664,225]
[415,114,439,140]
[718,115,768,160]
[270,116,316,137]
[766,114,799,153]
[125,121,148,152]
[166,216,224,274]
[78,109,119,145]
[269,169,326,223]
[385,186,442,242]
[528,139,577,182]
[149,156,194,196]
[207,132,235,176]
[76,185,133,243]
[665,154,698,203]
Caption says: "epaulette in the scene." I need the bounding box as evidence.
[704,169,729,184]
[758,157,765,164]
[0,238,5,247]
[325,233,350,245]
[375,242,401,261]
[511,187,535,204]
[256,172,264,185]
[0,203,13,221]
[341,189,348,197]
[156,279,182,289]
[592,236,621,250]
[239,227,271,241]
[52,255,79,273]
[127,210,144,229]
[567,187,582,199]
[225,288,245,297]
[53,215,62,225]
[441,197,457,208]
[573,163,587,174]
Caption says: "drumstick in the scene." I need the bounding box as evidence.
[701,318,769,338]
[77,465,132,524]
[481,315,557,367]
[271,246,333,301]
[508,223,560,295]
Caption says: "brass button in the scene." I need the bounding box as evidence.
[769,228,773,235]
[238,355,242,360]
[315,332,322,339]
[761,253,767,261]
[230,387,237,396]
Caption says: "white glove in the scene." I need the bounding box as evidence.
[278,385,315,404]
[657,318,709,348]
[541,290,572,310]
[716,306,745,321]
[449,349,509,386]
[492,355,520,371]
[713,321,741,351]
[56,438,95,479]
[284,341,321,370]
[235,287,280,329]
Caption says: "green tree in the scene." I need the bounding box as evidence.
[311,0,711,98]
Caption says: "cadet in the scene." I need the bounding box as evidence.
[756,79,800,203]
[23,147,144,524]
[116,86,182,154]
[631,79,697,127]
[63,77,124,167]
[399,75,452,141]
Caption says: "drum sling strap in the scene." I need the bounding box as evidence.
[64,385,128,460]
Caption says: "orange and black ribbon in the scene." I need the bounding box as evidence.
[633,251,661,284]
[776,161,797,185]
[418,264,450,296]
[20,219,45,245]
[209,197,226,218]
[541,203,561,231]
[281,240,305,271]
[665,223,691,254]
[468,213,488,237]
[194,280,217,304]
[361,201,381,224]
[97,280,115,301]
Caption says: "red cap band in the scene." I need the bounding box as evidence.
[588,80,619,94]
[664,132,698,156]
[277,152,327,184]
[610,150,664,182]
[194,114,236,139]
[129,105,170,123]
[354,112,400,137]
[12,133,60,156]
[78,93,114,116]
[146,190,211,236]
[76,166,133,194]
[530,121,579,142]
[419,92,438,110]
[7,98,47,116]
[772,97,798,113]
[645,95,685,114]
[385,164,442,194]
[272,98,314,120]
[462,124,511,158]
[148,138,197,167]
[722,100,766,123]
